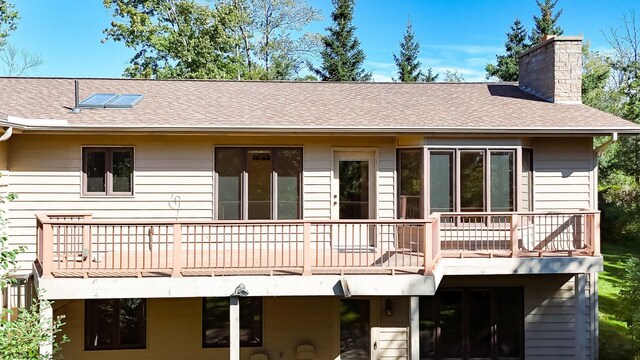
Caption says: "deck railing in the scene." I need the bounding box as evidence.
[35,210,599,278]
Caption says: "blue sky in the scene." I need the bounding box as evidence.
[5,0,640,81]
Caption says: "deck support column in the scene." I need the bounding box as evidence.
[39,298,53,358]
[230,296,240,360]
[575,273,586,359]
[410,296,420,360]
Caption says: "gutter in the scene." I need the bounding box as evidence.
[2,118,640,136]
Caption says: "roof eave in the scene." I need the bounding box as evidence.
[2,123,639,136]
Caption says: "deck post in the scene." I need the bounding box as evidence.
[82,214,92,261]
[575,274,586,359]
[229,296,240,360]
[302,222,311,275]
[593,212,601,256]
[39,297,53,358]
[410,296,420,360]
[432,216,440,265]
[172,223,182,278]
[510,214,520,258]
[423,221,433,275]
[42,222,54,278]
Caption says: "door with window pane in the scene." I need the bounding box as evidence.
[333,152,375,249]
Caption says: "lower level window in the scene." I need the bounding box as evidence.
[420,287,523,359]
[202,297,263,348]
[85,298,146,350]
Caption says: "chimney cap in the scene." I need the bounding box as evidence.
[518,35,583,59]
[541,34,556,42]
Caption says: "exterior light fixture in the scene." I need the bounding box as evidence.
[232,283,249,297]
[385,299,393,317]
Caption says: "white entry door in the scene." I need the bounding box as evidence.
[332,151,376,249]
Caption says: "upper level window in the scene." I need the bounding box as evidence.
[399,147,526,217]
[82,147,134,196]
[428,149,515,214]
[215,148,302,220]
[398,149,423,219]
[202,297,263,348]
[85,298,146,350]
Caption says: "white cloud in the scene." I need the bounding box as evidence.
[366,61,395,70]
[371,72,394,82]
[432,66,487,82]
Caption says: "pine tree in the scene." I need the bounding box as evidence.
[310,0,371,81]
[530,0,564,44]
[486,18,529,81]
[393,19,424,82]
[422,67,438,82]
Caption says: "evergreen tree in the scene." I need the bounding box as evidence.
[310,0,371,81]
[485,18,529,81]
[393,19,423,82]
[422,67,438,82]
[530,0,564,44]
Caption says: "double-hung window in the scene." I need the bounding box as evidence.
[202,297,263,348]
[85,298,146,350]
[215,148,302,220]
[82,147,134,196]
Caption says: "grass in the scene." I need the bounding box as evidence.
[599,241,639,359]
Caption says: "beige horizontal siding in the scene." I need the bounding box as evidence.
[525,274,592,359]
[6,134,397,272]
[533,138,594,211]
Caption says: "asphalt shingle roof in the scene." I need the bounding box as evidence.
[0,77,637,134]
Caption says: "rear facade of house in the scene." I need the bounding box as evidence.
[1,36,637,360]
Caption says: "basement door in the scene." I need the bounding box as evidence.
[332,151,376,250]
[340,298,410,360]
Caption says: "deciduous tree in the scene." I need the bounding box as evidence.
[0,0,18,48]
[310,0,371,81]
[443,69,464,82]
[103,0,242,79]
[227,0,322,80]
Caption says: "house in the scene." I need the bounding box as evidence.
[0,35,638,360]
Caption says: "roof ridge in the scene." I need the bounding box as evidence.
[0,76,516,86]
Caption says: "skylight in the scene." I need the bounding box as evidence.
[79,93,144,109]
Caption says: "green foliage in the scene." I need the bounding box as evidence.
[0,0,18,48]
[422,67,438,82]
[393,19,426,82]
[310,0,371,81]
[486,18,529,81]
[227,0,322,80]
[0,192,21,291]
[103,0,243,79]
[0,298,69,360]
[529,0,563,45]
[619,256,640,356]
[442,69,465,82]
[599,243,637,359]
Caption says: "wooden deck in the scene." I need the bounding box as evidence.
[35,210,600,279]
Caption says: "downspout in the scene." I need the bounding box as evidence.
[0,126,13,142]
[594,132,618,155]
[592,132,618,211]
[591,133,617,360]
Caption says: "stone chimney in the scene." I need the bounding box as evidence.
[518,35,583,104]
